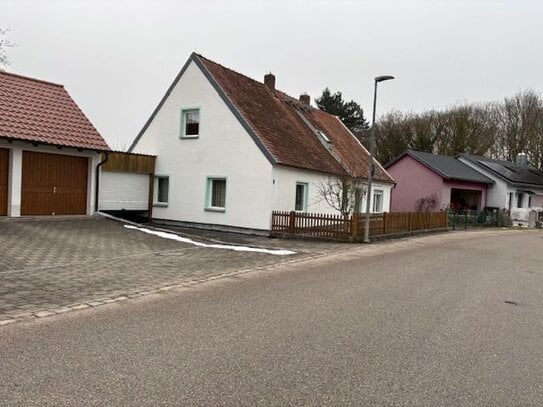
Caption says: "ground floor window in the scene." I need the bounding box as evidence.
[372,189,383,212]
[295,182,308,211]
[154,176,169,205]
[206,177,226,211]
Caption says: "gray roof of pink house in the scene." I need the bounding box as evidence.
[387,150,494,184]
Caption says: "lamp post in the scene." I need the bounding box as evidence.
[363,75,395,243]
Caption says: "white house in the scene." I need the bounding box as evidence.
[458,153,543,210]
[0,71,110,217]
[129,53,394,233]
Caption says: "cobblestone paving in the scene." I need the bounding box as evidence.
[0,217,348,322]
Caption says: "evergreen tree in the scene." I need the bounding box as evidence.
[316,88,369,133]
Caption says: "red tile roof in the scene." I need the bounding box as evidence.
[0,71,110,151]
[195,55,393,183]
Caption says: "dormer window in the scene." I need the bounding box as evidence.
[181,108,200,138]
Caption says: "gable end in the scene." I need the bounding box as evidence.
[129,53,276,166]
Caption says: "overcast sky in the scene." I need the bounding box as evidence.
[3,0,542,148]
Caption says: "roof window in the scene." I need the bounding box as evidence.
[319,130,331,143]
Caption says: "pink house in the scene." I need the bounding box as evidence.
[386,150,494,212]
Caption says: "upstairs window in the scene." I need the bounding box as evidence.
[295,182,308,211]
[181,108,200,137]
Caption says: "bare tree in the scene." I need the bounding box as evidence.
[0,28,15,70]
[373,92,543,169]
[315,176,366,217]
[494,90,543,167]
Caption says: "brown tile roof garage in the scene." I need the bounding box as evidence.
[0,71,110,216]
[0,71,109,151]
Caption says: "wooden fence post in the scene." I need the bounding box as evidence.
[289,211,296,234]
[408,212,412,232]
[383,212,388,235]
[351,212,358,239]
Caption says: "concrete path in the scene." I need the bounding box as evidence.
[1,228,541,406]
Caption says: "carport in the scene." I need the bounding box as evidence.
[450,188,483,211]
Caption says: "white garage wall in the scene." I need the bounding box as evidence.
[100,171,149,211]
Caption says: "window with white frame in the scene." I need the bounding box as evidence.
[206,178,226,210]
[372,189,384,213]
[154,176,169,205]
[295,182,308,211]
[181,108,200,137]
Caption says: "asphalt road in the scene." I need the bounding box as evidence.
[1,230,542,406]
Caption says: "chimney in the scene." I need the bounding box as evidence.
[299,94,310,106]
[516,152,528,168]
[264,73,275,90]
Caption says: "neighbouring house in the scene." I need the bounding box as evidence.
[386,150,494,212]
[0,71,110,217]
[129,53,394,233]
[458,153,543,210]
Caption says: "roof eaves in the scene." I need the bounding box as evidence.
[0,135,109,152]
[192,55,277,166]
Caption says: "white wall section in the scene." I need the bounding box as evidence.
[100,171,149,211]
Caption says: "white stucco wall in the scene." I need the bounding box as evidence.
[131,60,274,230]
[100,171,149,211]
[272,165,393,214]
[0,140,100,216]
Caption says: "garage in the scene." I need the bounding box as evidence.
[21,151,88,216]
[2,70,110,217]
[0,148,8,216]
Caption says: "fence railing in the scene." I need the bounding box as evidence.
[271,210,448,241]
[448,209,511,229]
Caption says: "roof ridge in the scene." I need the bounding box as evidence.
[195,53,320,112]
[194,53,271,90]
[0,70,64,87]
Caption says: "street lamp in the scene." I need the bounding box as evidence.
[363,75,395,243]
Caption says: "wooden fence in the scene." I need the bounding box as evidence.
[271,210,448,241]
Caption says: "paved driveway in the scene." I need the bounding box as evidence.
[0,217,347,322]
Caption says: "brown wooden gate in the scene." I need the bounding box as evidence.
[21,151,88,215]
[0,148,8,216]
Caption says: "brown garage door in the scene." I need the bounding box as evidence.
[0,148,8,216]
[21,151,88,216]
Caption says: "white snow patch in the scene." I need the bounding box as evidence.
[124,225,296,256]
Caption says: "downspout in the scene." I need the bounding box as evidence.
[94,152,109,214]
